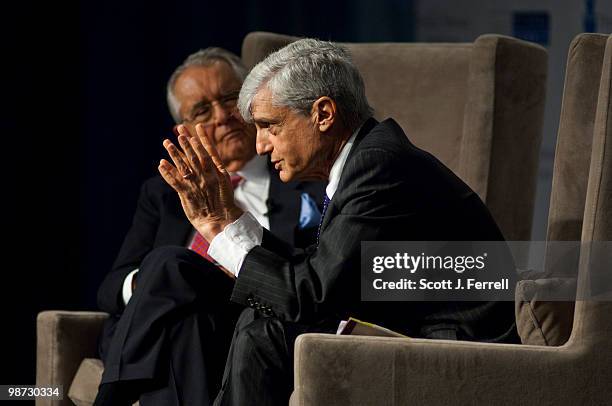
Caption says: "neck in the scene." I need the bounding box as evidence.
[297,124,353,182]
[224,153,256,172]
[323,129,352,178]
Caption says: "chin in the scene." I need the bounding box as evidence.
[279,169,295,183]
[225,155,252,172]
[224,148,256,169]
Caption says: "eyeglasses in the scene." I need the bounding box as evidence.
[183,91,241,126]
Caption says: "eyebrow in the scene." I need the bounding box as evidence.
[253,116,281,126]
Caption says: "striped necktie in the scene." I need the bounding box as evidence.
[317,194,331,245]
[189,175,243,261]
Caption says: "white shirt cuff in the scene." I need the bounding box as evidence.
[122,269,139,305]
[208,212,263,276]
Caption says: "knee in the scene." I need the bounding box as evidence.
[232,315,284,361]
[137,246,195,282]
[143,246,194,265]
[137,246,222,292]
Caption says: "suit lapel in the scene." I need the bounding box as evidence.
[319,117,378,235]
[343,117,378,168]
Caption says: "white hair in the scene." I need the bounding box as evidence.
[166,47,248,123]
[238,38,373,132]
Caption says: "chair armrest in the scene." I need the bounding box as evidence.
[291,333,590,406]
[36,311,109,406]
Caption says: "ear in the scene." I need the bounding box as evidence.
[311,96,337,133]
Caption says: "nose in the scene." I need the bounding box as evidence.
[256,130,273,155]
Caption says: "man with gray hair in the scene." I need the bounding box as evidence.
[159,38,517,405]
[94,47,324,406]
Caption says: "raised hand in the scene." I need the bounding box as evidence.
[158,124,244,242]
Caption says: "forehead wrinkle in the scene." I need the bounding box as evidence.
[177,63,240,100]
[250,90,270,118]
[254,85,274,102]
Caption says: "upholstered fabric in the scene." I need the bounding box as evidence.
[290,34,612,406]
[66,358,139,406]
[514,34,609,347]
[68,359,104,406]
[36,311,108,406]
[459,36,547,243]
[546,34,608,244]
[514,278,576,346]
[242,31,547,242]
[576,32,612,343]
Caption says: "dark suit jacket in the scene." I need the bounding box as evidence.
[97,166,325,316]
[231,118,518,342]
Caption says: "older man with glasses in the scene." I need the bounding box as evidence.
[94,48,325,406]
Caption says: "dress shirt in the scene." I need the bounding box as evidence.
[208,128,360,277]
[122,154,271,304]
[232,154,271,230]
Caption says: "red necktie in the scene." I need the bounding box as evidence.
[189,175,243,261]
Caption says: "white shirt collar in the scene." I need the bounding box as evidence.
[234,154,268,183]
[326,124,362,199]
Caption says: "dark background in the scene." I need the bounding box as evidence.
[1,0,414,385]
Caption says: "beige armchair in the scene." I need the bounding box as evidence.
[36,311,108,406]
[242,31,547,242]
[289,33,612,406]
[36,32,548,405]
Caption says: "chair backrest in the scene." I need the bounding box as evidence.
[516,34,609,347]
[242,32,547,241]
[543,34,608,279]
[572,34,612,347]
[546,34,609,244]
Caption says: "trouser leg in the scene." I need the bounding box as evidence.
[213,308,336,406]
[213,308,292,406]
[97,246,240,405]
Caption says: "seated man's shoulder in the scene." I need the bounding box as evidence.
[133,176,179,209]
[353,118,474,198]
[361,118,406,150]
[142,175,175,195]
[354,118,432,170]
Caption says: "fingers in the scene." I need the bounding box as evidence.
[175,125,205,174]
[195,123,228,175]
[194,124,234,207]
[158,159,184,192]
[163,139,193,178]
[176,124,194,139]
[178,135,206,176]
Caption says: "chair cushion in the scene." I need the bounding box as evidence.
[68,358,139,406]
[68,358,104,406]
[515,278,576,346]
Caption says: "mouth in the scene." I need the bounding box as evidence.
[272,160,283,170]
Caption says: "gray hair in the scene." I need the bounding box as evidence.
[167,47,248,123]
[238,38,373,132]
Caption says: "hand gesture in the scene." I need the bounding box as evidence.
[158,124,243,242]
